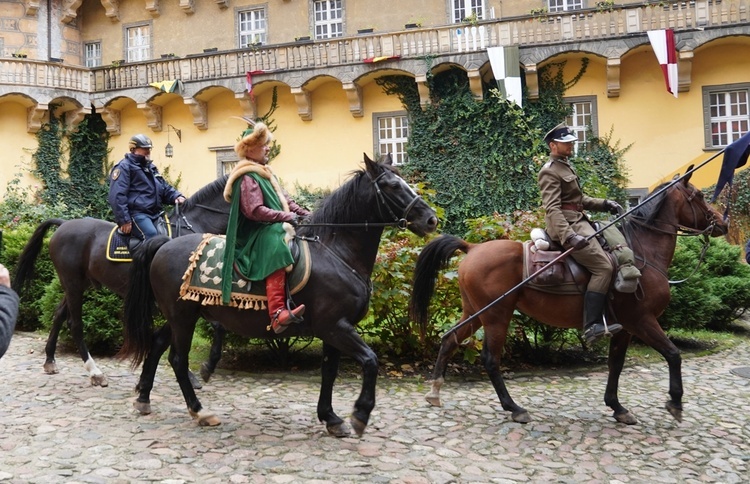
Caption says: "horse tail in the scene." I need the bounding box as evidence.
[410,234,470,335]
[119,235,171,369]
[13,219,65,291]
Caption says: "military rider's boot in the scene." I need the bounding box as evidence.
[582,291,622,344]
[266,268,305,334]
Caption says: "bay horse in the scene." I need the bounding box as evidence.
[410,170,727,425]
[13,175,231,386]
[120,155,438,436]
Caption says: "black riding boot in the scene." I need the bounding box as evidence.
[583,291,622,344]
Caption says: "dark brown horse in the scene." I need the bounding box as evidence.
[120,155,438,436]
[410,171,727,425]
[13,175,231,386]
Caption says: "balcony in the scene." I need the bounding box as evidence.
[0,1,747,100]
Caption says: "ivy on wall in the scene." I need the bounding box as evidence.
[377,58,628,234]
[32,110,111,219]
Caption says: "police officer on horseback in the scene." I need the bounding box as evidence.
[108,134,186,240]
[538,124,623,344]
[221,122,310,334]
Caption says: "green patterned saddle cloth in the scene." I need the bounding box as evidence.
[179,234,311,310]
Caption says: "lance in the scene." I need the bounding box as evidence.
[440,147,729,341]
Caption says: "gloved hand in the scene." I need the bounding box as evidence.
[288,213,300,228]
[565,233,588,251]
[605,200,623,215]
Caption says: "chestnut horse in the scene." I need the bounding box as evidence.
[410,171,727,425]
[13,175,231,386]
[120,155,438,436]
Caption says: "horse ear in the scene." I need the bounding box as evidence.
[682,164,694,185]
[383,153,393,166]
[363,153,377,172]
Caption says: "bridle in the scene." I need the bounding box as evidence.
[170,202,230,238]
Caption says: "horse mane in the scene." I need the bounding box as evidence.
[628,181,669,226]
[296,162,393,239]
[180,175,230,211]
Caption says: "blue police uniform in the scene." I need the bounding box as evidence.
[108,153,183,240]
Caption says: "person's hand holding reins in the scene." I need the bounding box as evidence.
[0,264,10,288]
[565,233,588,251]
[120,221,132,235]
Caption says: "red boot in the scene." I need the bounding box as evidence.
[265,268,305,334]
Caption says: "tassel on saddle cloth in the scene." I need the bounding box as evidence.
[178,233,311,310]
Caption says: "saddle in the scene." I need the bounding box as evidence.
[106,213,171,262]
[179,234,312,310]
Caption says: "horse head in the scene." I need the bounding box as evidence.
[363,153,438,236]
[673,165,727,237]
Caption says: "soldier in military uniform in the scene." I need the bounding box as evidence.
[537,124,623,344]
[108,134,186,240]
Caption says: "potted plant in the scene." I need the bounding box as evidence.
[295,35,312,42]
[160,53,177,59]
[357,27,374,34]
[203,47,218,53]
[12,52,27,59]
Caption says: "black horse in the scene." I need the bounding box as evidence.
[13,175,231,386]
[120,155,438,436]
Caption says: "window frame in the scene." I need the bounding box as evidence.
[312,0,344,40]
[373,111,410,166]
[547,0,584,13]
[702,82,750,149]
[450,0,485,24]
[84,41,102,67]
[123,21,152,63]
[237,6,268,48]
[564,95,598,155]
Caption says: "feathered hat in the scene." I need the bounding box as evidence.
[234,121,273,157]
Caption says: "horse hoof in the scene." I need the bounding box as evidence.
[200,362,213,383]
[350,416,367,437]
[190,409,221,426]
[133,400,152,415]
[326,422,351,438]
[90,374,108,387]
[614,411,638,425]
[188,371,203,390]
[425,392,442,407]
[512,410,531,423]
[665,401,683,423]
[43,362,59,375]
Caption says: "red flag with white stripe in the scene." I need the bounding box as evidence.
[647,29,678,98]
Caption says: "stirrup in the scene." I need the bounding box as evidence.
[583,322,623,344]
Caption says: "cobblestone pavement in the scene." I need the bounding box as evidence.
[0,331,749,483]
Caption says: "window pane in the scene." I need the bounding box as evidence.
[85,42,101,67]
[453,0,484,23]
[314,0,343,39]
[565,100,594,154]
[709,89,750,147]
[548,0,583,12]
[376,115,409,165]
[126,25,150,62]
[239,9,267,47]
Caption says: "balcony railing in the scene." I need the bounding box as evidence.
[1,0,746,95]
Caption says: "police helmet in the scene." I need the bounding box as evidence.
[129,134,153,150]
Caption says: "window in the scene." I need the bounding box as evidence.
[313,0,343,39]
[238,8,267,47]
[125,24,151,62]
[374,112,409,165]
[451,0,485,23]
[703,83,749,148]
[564,96,598,154]
[84,42,101,67]
[548,0,583,12]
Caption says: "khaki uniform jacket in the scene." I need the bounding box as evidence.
[538,155,607,244]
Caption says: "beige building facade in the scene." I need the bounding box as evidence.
[0,0,748,200]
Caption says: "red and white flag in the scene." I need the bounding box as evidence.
[647,29,678,98]
[246,70,264,101]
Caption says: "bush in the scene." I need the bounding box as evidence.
[664,236,750,331]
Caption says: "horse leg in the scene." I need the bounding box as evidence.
[425,318,482,407]
[199,322,225,383]
[604,332,638,425]
[317,343,349,437]
[65,289,107,387]
[481,319,530,423]
[43,299,68,375]
[321,322,378,437]
[168,322,220,427]
[635,324,684,423]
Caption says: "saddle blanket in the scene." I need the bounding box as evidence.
[178,234,311,310]
[106,214,173,262]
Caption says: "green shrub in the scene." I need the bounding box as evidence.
[664,236,750,331]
